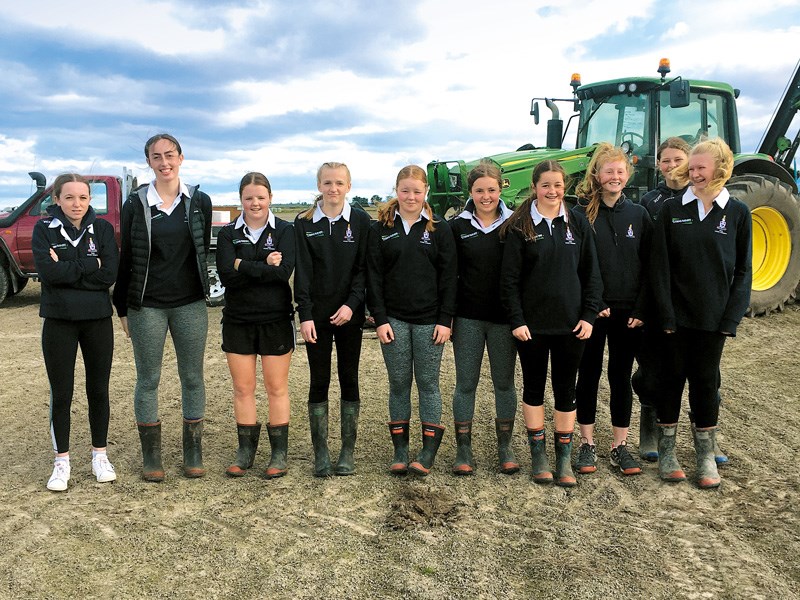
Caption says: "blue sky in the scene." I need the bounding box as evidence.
[0,0,798,208]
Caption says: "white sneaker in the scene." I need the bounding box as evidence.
[91,453,117,483]
[47,460,71,492]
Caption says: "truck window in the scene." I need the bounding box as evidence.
[660,90,726,145]
[30,182,108,217]
[90,182,108,215]
[31,193,53,217]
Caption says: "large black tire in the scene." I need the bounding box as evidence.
[727,174,800,315]
[7,276,28,296]
[0,267,9,305]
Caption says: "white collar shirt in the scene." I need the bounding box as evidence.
[683,187,730,221]
[396,208,430,234]
[147,179,190,216]
[235,211,275,244]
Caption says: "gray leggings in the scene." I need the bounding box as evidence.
[128,300,208,423]
[451,317,517,422]
[380,317,444,424]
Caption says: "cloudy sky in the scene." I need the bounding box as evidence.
[0,0,798,208]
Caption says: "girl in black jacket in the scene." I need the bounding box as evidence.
[634,137,690,461]
[33,174,119,491]
[574,143,652,477]
[217,172,295,479]
[367,165,457,476]
[449,161,519,476]
[113,133,212,482]
[500,160,602,487]
[650,138,751,489]
[294,162,369,477]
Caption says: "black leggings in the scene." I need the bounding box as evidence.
[304,322,362,404]
[657,327,726,428]
[43,317,114,453]
[576,311,641,428]
[516,333,585,411]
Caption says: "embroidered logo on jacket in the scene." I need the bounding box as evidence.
[420,231,432,245]
[343,224,355,243]
[87,237,98,256]
[715,215,727,235]
[626,224,635,239]
[564,227,575,245]
[264,233,275,251]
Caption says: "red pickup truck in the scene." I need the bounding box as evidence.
[0,171,225,306]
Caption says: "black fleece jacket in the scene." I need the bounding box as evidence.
[640,182,688,221]
[216,216,295,324]
[449,211,508,324]
[293,207,370,325]
[33,205,118,320]
[501,207,603,335]
[366,215,457,327]
[574,197,652,319]
[650,194,752,335]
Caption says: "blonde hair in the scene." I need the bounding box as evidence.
[378,165,436,233]
[575,143,632,225]
[672,138,734,196]
[300,161,353,220]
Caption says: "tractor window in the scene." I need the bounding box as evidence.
[660,90,727,145]
[582,95,650,151]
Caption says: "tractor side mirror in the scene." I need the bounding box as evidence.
[669,79,690,108]
[531,100,540,125]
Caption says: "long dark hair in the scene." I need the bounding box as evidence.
[500,160,568,241]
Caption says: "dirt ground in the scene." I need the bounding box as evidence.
[0,282,798,600]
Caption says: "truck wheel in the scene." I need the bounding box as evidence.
[206,264,225,307]
[0,267,9,305]
[727,174,800,315]
[7,277,28,296]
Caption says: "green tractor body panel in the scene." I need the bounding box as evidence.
[427,147,596,216]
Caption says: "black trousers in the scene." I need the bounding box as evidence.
[516,333,585,412]
[576,311,641,428]
[304,321,363,404]
[42,317,114,453]
[657,327,726,428]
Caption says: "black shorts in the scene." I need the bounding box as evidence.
[222,320,295,356]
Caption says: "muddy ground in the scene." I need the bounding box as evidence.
[0,282,798,599]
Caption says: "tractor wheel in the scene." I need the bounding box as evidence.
[727,174,800,315]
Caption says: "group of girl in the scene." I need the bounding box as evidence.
[34,132,750,492]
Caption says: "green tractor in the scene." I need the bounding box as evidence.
[427,59,800,316]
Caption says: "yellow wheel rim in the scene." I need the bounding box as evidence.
[751,206,791,291]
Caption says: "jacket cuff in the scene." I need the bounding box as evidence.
[719,319,738,336]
